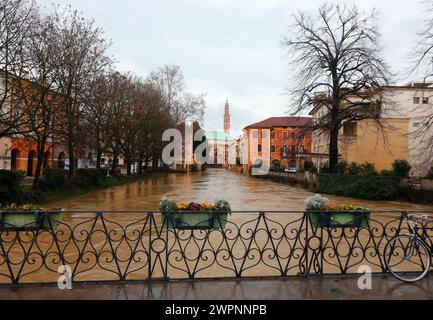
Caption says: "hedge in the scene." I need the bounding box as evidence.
[39,168,108,191]
[400,187,433,204]
[74,168,108,188]
[0,170,24,205]
[317,174,401,200]
[39,168,68,191]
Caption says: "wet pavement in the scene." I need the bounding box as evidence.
[1,275,433,300]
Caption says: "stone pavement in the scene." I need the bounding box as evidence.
[0,275,433,300]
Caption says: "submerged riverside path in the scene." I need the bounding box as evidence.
[46,169,433,212]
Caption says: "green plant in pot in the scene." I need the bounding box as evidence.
[160,199,231,230]
[0,204,64,231]
[305,194,371,229]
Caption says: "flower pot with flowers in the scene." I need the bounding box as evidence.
[0,204,64,231]
[305,195,371,229]
[160,199,231,230]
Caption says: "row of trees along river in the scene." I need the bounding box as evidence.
[0,0,205,189]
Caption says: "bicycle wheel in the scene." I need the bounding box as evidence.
[384,235,431,283]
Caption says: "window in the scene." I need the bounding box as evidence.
[272,160,281,168]
[291,132,296,141]
[423,97,430,105]
[414,122,421,128]
[291,146,297,155]
[258,144,262,153]
[413,97,420,104]
[271,145,276,153]
[283,132,289,140]
[271,132,276,140]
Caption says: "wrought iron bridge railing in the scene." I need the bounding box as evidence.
[0,210,431,285]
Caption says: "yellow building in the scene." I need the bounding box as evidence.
[338,119,409,172]
[309,83,433,175]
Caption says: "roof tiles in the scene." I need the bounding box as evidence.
[244,117,313,130]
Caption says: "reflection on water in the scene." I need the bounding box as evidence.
[46,169,433,212]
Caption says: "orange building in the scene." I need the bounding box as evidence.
[5,139,67,177]
[0,75,68,177]
[243,117,313,170]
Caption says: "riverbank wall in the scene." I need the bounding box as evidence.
[171,164,205,173]
[254,171,433,204]
[399,178,433,204]
[252,171,318,191]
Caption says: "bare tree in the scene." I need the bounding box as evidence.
[135,82,166,174]
[411,1,433,172]
[81,71,113,169]
[117,75,143,175]
[147,65,206,171]
[0,1,206,181]
[0,0,37,138]
[15,11,64,185]
[282,4,391,171]
[49,5,111,178]
[149,65,205,126]
[103,72,141,175]
[412,1,433,80]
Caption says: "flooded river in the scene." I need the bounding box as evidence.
[46,169,433,212]
[7,169,433,284]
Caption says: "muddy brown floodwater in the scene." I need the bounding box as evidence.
[46,169,433,212]
[6,169,433,284]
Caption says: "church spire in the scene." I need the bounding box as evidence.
[224,99,231,135]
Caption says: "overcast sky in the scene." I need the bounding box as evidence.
[38,0,429,138]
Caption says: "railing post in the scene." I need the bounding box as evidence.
[304,212,309,277]
[72,211,100,283]
[238,213,263,278]
[99,212,123,281]
[164,211,170,281]
[320,220,324,276]
[148,212,153,281]
[47,211,67,269]
[0,211,16,285]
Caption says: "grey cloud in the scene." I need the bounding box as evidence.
[38,0,428,133]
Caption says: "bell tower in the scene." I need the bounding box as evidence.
[224,99,231,135]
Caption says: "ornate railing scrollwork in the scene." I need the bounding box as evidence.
[0,211,429,285]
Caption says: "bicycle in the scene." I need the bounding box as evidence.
[384,213,433,283]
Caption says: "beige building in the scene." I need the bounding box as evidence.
[310,83,433,177]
